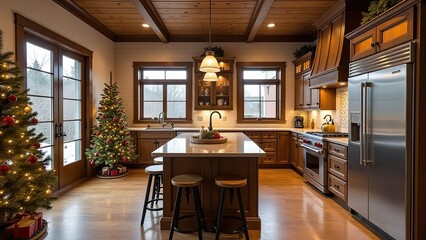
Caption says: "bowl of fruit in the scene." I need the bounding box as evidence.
[191,130,227,144]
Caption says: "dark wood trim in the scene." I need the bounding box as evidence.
[52,0,116,41]
[130,0,170,43]
[245,0,274,43]
[236,62,286,124]
[132,62,193,124]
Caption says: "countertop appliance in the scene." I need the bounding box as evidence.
[301,131,348,194]
[348,43,413,240]
[294,116,304,128]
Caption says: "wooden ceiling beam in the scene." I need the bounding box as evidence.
[245,0,274,43]
[130,0,170,43]
[53,0,116,41]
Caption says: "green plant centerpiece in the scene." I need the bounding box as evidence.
[361,0,401,25]
[202,46,224,57]
[293,45,316,59]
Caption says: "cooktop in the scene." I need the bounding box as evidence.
[305,132,348,138]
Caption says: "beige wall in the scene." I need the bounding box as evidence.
[116,42,311,129]
[0,0,115,113]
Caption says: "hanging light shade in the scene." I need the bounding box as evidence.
[203,72,218,81]
[199,0,220,73]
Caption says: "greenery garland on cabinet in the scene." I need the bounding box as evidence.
[361,0,402,25]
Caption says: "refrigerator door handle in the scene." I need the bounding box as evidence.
[362,82,373,166]
[360,82,365,166]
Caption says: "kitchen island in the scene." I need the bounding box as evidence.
[152,132,266,230]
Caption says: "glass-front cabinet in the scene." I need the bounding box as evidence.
[193,57,235,110]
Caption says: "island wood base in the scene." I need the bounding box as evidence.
[160,156,261,230]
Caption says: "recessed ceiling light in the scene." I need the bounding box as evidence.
[339,82,346,86]
[267,23,275,28]
[142,23,150,28]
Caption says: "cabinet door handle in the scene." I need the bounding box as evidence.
[334,184,340,189]
[370,42,375,48]
[334,165,340,169]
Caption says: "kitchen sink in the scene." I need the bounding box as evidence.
[145,124,174,130]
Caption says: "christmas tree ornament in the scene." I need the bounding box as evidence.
[124,140,128,145]
[7,94,17,102]
[121,156,127,162]
[27,155,38,164]
[24,105,32,113]
[2,115,15,127]
[33,142,41,149]
[31,117,38,125]
[45,188,52,195]
[0,164,9,174]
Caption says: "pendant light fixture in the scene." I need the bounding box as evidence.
[199,0,220,74]
[203,72,218,81]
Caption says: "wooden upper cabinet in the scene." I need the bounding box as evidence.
[193,57,235,110]
[349,7,414,62]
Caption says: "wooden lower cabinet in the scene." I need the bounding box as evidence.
[130,131,175,165]
[278,132,291,164]
[290,133,304,173]
[328,142,348,202]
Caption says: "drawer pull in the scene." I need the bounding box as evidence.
[334,149,340,152]
[334,184,340,189]
[334,165,340,169]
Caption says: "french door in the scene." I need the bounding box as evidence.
[25,34,86,190]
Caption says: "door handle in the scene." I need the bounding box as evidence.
[55,123,61,138]
[59,123,67,137]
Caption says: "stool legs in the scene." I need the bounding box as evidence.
[215,187,226,240]
[237,188,249,240]
[169,187,183,240]
[141,174,153,225]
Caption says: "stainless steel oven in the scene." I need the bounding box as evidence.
[301,131,348,194]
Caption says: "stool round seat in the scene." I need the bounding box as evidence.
[215,176,247,188]
[145,165,163,174]
[172,174,203,187]
[153,157,163,164]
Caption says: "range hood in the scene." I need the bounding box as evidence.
[309,0,369,88]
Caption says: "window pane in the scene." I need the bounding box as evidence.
[63,140,82,166]
[261,84,277,100]
[167,102,185,118]
[262,101,277,118]
[30,122,53,145]
[244,102,260,118]
[144,102,163,118]
[40,146,53,170]
[243,70,277,80]
[26,42,52,72]
[63,121,81,142]
[144,85,163,100]
[167,85,186,100]
[143,70,165,80]
[63,77,81,99]
[27,69,52,97]
[30,96,52,121]
[166,70,186,80]
[63,100,81,121]
[244,85,260,100]
[63,56,81,79]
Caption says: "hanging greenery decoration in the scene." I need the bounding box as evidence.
[361,0,402,25]
[293,45,316,59]
[202,46,224,57]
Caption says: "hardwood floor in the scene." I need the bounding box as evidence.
[41,169,378,240]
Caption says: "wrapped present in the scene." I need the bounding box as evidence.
[116,166,122,174]
[121,166,127,173]
[5,215,36,239]
[110,169,119,176]
[101,167,110,176]
[30,212,43,231]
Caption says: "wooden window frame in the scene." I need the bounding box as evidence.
[133,62,193,124]
[237,62,286,124]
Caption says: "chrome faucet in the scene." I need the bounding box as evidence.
[208,111,222,131]
[158,112,167,127]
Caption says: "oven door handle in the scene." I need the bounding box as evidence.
[301,144,323,154]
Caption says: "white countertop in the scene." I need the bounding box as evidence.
[151,132,266,158]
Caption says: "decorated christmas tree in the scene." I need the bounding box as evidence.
[85,76,137,176]
[0,30,56,225]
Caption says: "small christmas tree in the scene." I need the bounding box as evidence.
[85,76,137,176]
[0,30,56,225]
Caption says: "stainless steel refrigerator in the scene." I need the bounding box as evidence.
[348,43,413,240]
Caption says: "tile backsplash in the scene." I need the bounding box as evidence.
[307,87,348,132]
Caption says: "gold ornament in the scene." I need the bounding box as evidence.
[24,106,32,113]
[45,188,52,195]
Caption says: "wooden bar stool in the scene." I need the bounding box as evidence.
[141,165,163,225]
[154,157,163,164]
[169,174,207,240]
[214,176,249,240]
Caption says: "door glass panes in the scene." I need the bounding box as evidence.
[26,42,52,72]
[63,100,81,120]
[63,121,81,142]
[63,77,81,99]
[32,122,53,145]
[165,70,186,80]
[62,56,81,79]
[143,85,163,118]
[26,70,52,96]
[30,97,53,121]
[63,140,82,166]
[40,146,53,170]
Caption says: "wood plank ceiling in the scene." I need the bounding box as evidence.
[54,0,338,42]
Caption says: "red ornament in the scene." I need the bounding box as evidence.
[102,115,107,119]
[0,164,9,174]
[95,152,99,157]
[96,131,102,136]
[124,140,128,145]
[113,117,117,121]
[121,157,127,163]
[89,161,95,166]
[31,117,38,125]
[8,94,17,103]
[33,142,41,149]
[2,116,15,127]
[106,139,111,143]
[28,155,38,164]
